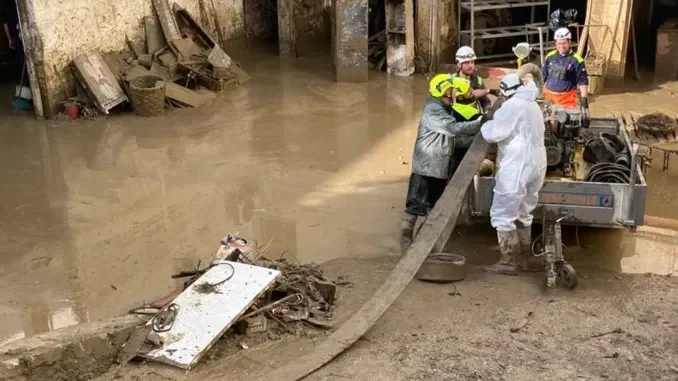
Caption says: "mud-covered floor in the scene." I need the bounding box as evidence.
[90,226,678,381]
[1,50,678,379]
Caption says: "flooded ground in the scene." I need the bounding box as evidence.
[1,51,678,358]
[0,52,421,346]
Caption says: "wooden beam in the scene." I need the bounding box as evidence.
[16,0,45,119]
[578,0,594,56]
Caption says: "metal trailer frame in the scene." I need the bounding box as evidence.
[466,117,647,288]
[468,118,647,228]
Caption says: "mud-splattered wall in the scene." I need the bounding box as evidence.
[414,0,456,73]
[278,0,332,56]
[28,0,244,118]
[333,0,368,81]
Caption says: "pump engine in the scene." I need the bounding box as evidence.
[542,104,590,176]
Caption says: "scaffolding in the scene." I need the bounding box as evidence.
[458,0,554,62]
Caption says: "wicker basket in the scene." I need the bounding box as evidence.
[585,52,607,76]
[129,75,166,117]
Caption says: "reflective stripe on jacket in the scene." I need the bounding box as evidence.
[542,50,589,93]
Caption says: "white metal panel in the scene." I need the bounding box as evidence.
[138,261,280,369]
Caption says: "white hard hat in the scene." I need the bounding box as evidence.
[500,73,522,97]
[554,27,572,40]
[456,46,477,63]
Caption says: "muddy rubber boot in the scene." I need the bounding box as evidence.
[400,213,418,253]
[517,224,542,272]
[483,230,519,275]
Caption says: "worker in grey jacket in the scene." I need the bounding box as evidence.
[400,74,491,251]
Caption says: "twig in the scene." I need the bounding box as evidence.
[510,311,533,333]
[510,295,542,333]
[146,371,173,380]
[448,284,462,297]
[576,306,599,318]
[585,327,624,340]
[265,311,288,329]
[238,293,303,321]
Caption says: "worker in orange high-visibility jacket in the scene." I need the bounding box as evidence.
[542,28,589,111]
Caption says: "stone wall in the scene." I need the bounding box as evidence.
[27,0,244,118]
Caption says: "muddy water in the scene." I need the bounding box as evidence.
[0,55,423,345]
[1,54,677,347]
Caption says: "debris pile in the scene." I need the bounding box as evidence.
[64,0,250,119]
[121,235,349,369]
[214,235,346,333]
[635,112,678,141]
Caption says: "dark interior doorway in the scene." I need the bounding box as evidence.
[0,0,31,115]
[628,0,678,72]
[244,0,279,50]
[368,0,386,71]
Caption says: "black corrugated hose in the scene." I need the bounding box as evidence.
[585,162,631,184]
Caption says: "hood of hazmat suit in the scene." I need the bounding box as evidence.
[480,81,548,231]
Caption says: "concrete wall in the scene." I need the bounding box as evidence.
[415,0,456,73]
[333,0,368,81]
[27,0,245,118]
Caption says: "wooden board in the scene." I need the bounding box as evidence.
[172,38,205,61]
[139,261,280,369]
[174,4,218,49]
[153,0,181,42]
[72,52,128,114]
[145,15,167,54]
[258,132,490,381]
[164,81,211,107]
[207,45,231,69]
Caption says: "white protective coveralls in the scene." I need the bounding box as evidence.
[480,80,547,232]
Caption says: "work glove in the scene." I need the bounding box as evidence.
[489,88,501,97]
[580,96,589,109]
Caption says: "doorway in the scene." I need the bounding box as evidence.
[244,0,279,54]
[0,0,31,116]
[628,0,678,74]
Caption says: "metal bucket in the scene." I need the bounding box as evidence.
[416,253,467,283]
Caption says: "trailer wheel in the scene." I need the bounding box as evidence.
[559,263,578,289]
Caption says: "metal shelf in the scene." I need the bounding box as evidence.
[460,0,550,11]
[459,23,545,40]
[458,0,551,61]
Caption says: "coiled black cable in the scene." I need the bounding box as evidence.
[585,162,631,184]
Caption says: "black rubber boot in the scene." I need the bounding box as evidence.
[400,213,417,253]
[483,230,519,275]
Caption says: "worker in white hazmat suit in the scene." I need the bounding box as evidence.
[480,73,547,275]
